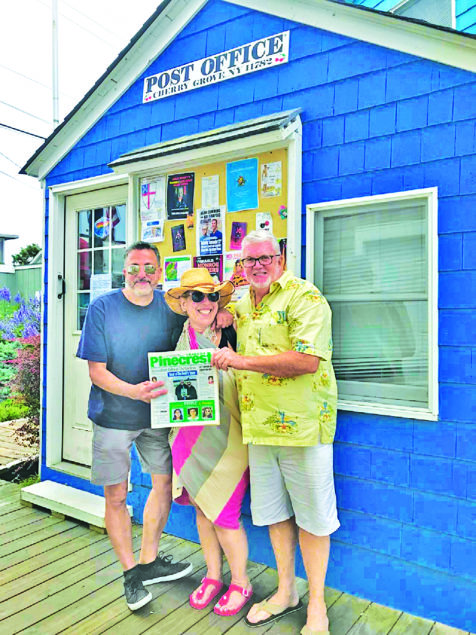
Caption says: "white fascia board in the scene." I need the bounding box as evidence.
[226,0,476,72]
[27,0,207,181]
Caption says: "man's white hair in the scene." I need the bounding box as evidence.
[242,229,280,253]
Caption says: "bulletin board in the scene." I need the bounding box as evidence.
[138,147,288,293]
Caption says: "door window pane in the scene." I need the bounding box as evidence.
[111,205,126,245]
[93,208,110,248]
[78,210,92,249]
[78,251,92,290]
[93,250,110,275]
[112,247,125,288]
[77,293,90,330]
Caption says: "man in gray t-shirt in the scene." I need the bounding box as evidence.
[77,242,192,611]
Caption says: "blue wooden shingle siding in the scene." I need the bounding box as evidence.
[346,0,476,33]
[43,1,476,629]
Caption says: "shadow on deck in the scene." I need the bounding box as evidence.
[0,480,470,634]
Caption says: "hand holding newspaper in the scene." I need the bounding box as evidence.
[148,348,219,428]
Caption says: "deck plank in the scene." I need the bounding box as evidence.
[0,516,75,558]
[0,506,49,535]
[429,623,471,635]
[0,527,106,586]
[22,536,203,635]
[347,601,402,634]
[327,591,371,634]
[390,612,434,634]
[0,524,90,573]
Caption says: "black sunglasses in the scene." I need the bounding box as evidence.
[188,290,220,303]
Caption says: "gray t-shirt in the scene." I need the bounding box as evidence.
[76,289,184,430]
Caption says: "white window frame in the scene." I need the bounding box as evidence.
[306,187,438,421]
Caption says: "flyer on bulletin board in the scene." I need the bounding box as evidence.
[167,173,195,220]
[226,158,258,212]
[140,176,166,242]
[260,161,282,197]
[148,349,219,428]
[197,207,225,256]
[194,255,223,282]
[163,255,191,291]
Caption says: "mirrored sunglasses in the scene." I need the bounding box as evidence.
[126,264,157,275]
[189,290,220,303]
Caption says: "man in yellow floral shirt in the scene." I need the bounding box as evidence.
[213,230,339,634]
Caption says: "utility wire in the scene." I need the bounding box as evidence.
[0,100,51,125]
[0,151,21,168]
[61,0,123,39]
[0,63,75,98]
[33,0,122,48]
[0,122,46,140]
[0,168,42,190]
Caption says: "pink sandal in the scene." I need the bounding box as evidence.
[214,583,253,616]
[189,577,224,610]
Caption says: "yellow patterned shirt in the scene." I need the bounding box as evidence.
[235,270,337,446]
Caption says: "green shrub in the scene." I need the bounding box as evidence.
[0,399,28,422]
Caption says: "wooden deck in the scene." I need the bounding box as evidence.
[0,420,38,472]
[0,480,470,635]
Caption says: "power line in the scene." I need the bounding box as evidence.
[61,0,124,39]
[0,63,75,99]
[32,0,122,48]
[0,151,21,168]
[0,122,46,140]
[0,100,51,125]
[0,168,42,190]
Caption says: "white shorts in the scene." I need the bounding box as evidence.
[248,442,340,536]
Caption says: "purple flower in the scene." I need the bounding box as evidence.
[23,323,39,337]
[0,287,11,302]
[14,293,22,304]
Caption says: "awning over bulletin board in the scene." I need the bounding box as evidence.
[108,109,301,171]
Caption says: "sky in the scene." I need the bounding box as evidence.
[0,0,164,266]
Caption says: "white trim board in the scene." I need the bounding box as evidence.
[23,0,475,181]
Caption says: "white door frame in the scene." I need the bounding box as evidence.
[45,121,302,479]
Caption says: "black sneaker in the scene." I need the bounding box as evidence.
[138,551,193,585]
[123,566,152,610]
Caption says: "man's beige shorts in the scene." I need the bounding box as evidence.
[248,442,340,536]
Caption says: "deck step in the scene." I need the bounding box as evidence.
[20,480,132,530]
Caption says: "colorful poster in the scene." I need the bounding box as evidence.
[256,212,273,234]
[163,255,191,291]
[140,176,166,242]
[260,161,282,197]
[167,173,195,220]
[230,221,247,250]
[201,175,219,208]
[224,251,249,301]
[197,206,225,256]
[193,255,223,282]
[171,224,186,252]
[226,158,258,212]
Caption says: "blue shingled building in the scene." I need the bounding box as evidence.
[22,0,475,630]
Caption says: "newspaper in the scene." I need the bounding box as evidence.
[148,348,219,428]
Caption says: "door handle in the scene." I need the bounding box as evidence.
[57,274,66,299]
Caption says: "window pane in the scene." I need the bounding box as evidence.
[93,249,110,275]
[323,203,427,297]
[77,293,90,330]
[319,199,429,409]
[111,205,126,245]
[112,247,125,288]
[78,210,92,249]
[78,251,91,290]
[93,208,110,247]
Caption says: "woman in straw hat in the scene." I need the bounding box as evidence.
[165,268,252,616]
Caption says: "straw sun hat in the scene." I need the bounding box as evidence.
[165,268,234,315]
